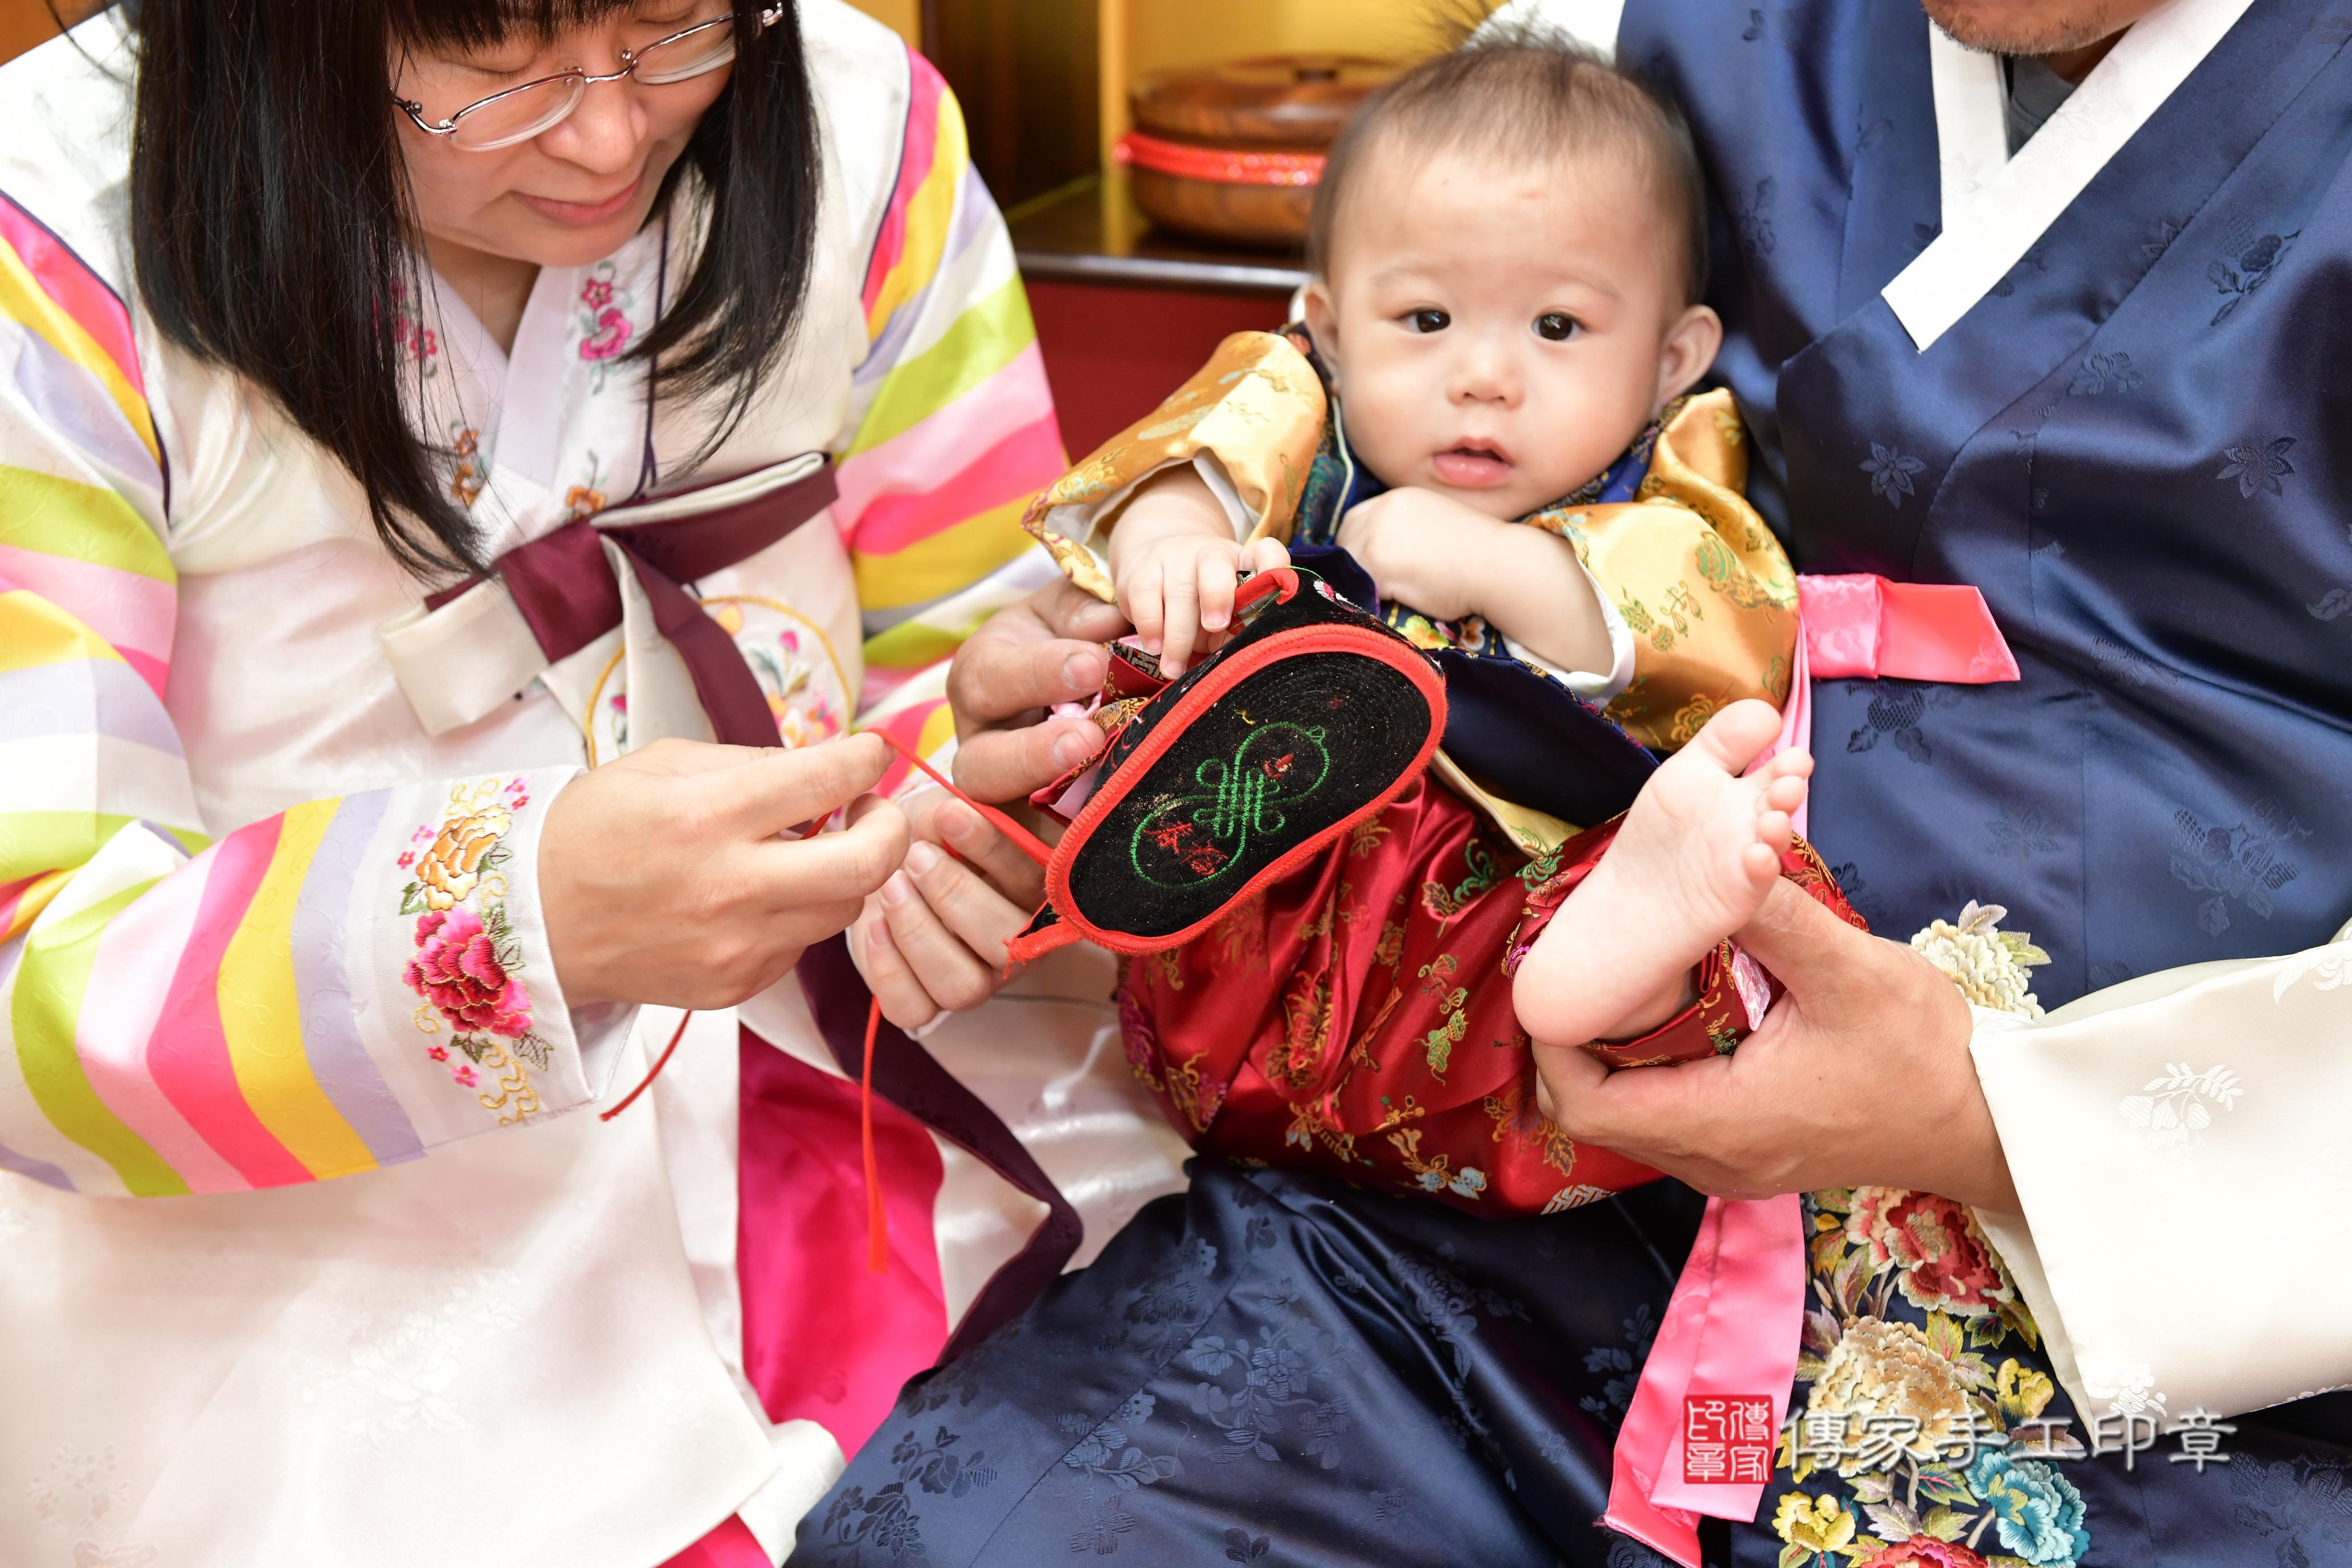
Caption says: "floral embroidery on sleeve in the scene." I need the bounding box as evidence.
[398,778,550,1123]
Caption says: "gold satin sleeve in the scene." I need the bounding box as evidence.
[1525,389,1798,751]
[1021,330,1329,602]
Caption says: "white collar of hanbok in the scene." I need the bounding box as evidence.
[1884,0,2255,350]
[401,209,674,564]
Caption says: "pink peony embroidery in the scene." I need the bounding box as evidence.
[579,306,631,361]
[403,908,534,1039]
[581,277,614,308]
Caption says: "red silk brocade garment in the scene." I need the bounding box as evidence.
[1115,776,1865,1218]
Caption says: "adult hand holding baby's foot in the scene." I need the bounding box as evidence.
[1512,699,1810,1048]
[1511,700,2016,1212]
[1524,876,2011,1211]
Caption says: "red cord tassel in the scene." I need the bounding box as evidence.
[861,994,888,1273]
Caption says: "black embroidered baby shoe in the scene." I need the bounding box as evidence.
[1010,567,1446,959]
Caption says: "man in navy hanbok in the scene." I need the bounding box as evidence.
[796,1,2352,1563]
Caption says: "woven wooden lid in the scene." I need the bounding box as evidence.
[1130,55,1396,151]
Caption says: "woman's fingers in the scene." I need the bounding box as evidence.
[901,839,1031,964]
[851,904,941,1030]
[714,732,891,838]
[745,799,908,910]
[905,791,1051,904]
[874,868,1004,1014]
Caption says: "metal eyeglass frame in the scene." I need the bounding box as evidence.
[393,5,785,148]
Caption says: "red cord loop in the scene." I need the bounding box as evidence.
[872,730,1055,868]
[599,1008,693,1121]
[603,731,1059,1277]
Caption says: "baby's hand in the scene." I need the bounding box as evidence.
[1334,489,1504,622]
[1117,532,1290,676]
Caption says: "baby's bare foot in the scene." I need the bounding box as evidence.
[1513,700,1811,1048]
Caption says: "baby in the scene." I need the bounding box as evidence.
[1024,34,1840,1213]
[1110,39,1804,1049]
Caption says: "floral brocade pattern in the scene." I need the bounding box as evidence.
[1761,1185,2096,1568]
[1117,783,1863,1219]
[397,777,551,1123]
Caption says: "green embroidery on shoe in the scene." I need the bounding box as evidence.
[1130,722,1332,889]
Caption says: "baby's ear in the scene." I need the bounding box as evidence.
[1302,279,1342,369]
[1654,303,1724,410]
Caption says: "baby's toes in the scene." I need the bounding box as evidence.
[1687,700,1785,776]
[1762,771,1810,816]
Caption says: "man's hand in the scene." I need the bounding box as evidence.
[1528,878,2021,1212]
[852,578,1126,1029]
[946,577,1127,803]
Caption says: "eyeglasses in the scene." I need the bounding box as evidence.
[394,6,783,152]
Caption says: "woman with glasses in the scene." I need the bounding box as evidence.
[0,3,1174,1565]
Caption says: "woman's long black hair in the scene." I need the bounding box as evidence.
[128,0,820,577]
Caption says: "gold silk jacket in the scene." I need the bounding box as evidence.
[1024,327,1796,762]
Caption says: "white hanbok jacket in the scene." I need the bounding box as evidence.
[0,9,1187,1565]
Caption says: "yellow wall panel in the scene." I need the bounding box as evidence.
[1126,0,1460,75]
[846,0,922,46]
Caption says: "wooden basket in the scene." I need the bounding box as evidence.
[1116,54,1395,250]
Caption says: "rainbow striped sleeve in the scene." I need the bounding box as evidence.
[0,193,618,1197]
[836,50,1068,787]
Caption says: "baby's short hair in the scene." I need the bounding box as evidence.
[1307,23,1710,307]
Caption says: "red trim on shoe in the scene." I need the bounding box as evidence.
[1043,620,1447,956]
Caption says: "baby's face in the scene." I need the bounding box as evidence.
[1306,140,1715,521]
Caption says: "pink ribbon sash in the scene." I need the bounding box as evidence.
[1600,573,2016,1565]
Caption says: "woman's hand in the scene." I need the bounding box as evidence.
[540,733,908,1010]
[848,787,1052,1028]
[1530,877,2022,1212]
[840,580,1129,1027]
